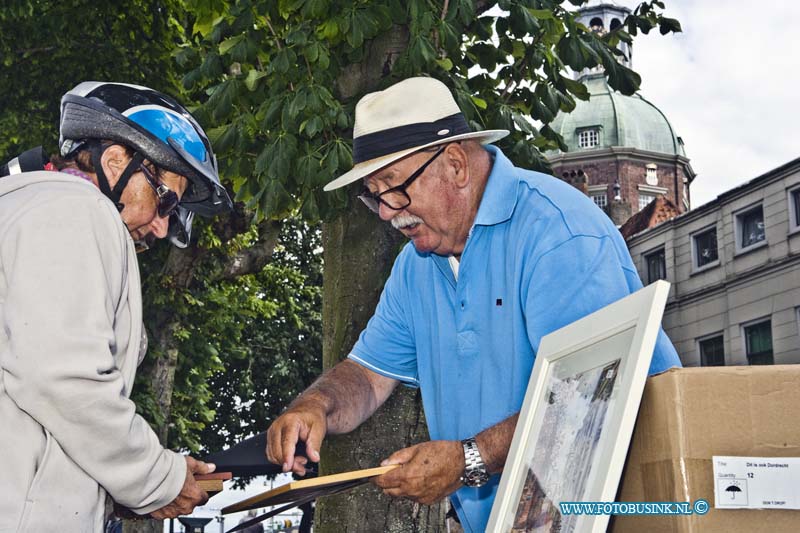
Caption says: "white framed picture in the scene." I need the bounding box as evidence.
[487,281,671,533]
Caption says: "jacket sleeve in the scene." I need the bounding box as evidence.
[0,193,186,514]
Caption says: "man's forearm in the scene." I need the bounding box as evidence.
[288,360,397,434]
[474,413,518,474]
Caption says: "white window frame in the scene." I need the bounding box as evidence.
[696,332,725,367]
[638,192,656,212]
[591,192,607,210]
[733,202,767,255]
[577,128,600,149]
[788,184,800,235]
[741,316,774,366]
[690,223,720,273]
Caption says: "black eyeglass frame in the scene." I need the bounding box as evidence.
[140,163,180,218]
[358,144,448,213]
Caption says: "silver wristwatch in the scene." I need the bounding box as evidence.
[460,437,490,487]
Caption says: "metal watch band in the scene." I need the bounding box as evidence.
[460,437,489,487]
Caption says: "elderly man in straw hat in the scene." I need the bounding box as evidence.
[267,77,680,531]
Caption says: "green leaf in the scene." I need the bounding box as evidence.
[527,8,555,20]
[244,69,267,91]
[335,141,352,170]
[305,42,319,63]
[346,11,365,48]
[659,17,682,35]
[262,97,284,129]
[300,192,320,220]
[288,89,308,116]
[296,152,321,185]
[512,41,526,59]
[300,115,323,138]
[272,48,296,74]
[255,142,273,175]
[323,142,339,174]
[219,35,244,55]
[605,60,642,95]
[319,19,339,40]
[268,135,298,180]
[471,95,488,110]
[303,0,329,19]
[215,123,239,153]
[561,76,590,101]
[436,58,454,71]
[278,0,305,18]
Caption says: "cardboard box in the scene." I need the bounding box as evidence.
[612,365,800,532]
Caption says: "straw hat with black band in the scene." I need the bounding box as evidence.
[324,77,509,192]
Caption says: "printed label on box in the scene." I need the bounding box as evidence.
[712,456,800,510]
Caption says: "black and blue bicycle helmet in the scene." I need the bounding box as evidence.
[59,81,232,217]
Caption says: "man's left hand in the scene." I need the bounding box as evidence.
[371,440,464,505]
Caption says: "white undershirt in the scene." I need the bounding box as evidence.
[448,255,460,282]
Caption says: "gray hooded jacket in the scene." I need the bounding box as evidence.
[0,171,186,532]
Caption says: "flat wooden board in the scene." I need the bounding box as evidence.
[222,465,398,514]
[196,471,232,496]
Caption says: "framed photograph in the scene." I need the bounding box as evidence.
[487,281,671,533]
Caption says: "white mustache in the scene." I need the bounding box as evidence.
[391,213,424,230]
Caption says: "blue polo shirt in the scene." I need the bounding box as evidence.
[348,145,681,532]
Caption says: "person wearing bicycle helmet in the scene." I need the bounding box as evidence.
[0,81,231,531]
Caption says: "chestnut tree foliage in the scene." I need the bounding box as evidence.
[177,0,680,221]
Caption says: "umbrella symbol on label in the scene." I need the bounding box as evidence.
[725,481,742,499]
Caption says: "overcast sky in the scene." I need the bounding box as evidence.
[630,0,800,207]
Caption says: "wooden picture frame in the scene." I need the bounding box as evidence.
[487,281,671,533]
[222,465,397,514]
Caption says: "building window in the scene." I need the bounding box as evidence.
[644,248,666,284]
[736,205,765,250]
[744,320,773,365]
[591,193,607,210]
[698,335,725,366]
[693,227,718,268]
[578,129,599,149]
[790,187,800,232]
[638,192,656,211]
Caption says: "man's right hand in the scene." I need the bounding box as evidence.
[149,456,215,519]
[266,405,327,475]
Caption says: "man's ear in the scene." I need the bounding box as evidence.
[446,143,470,188]
[99,144,130,188]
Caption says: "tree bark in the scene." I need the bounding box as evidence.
[318,202,447,532]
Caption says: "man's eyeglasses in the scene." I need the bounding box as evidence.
[358,145,447,214]
[139,164,180,218]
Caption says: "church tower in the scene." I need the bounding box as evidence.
[546,2,695,228]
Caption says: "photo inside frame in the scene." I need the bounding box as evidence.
[512,328,633,533]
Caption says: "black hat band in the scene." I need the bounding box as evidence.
[352,113,471,164]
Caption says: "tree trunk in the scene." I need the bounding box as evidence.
[318,202,447,532]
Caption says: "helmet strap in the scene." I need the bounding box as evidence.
[88,141,144,212]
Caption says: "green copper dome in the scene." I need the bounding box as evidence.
[548,74,686,157]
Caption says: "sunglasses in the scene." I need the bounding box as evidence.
[139,164,180,218]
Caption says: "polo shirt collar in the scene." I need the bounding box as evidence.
[473,145,520,226]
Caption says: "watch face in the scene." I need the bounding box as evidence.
[466,470,489,487]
